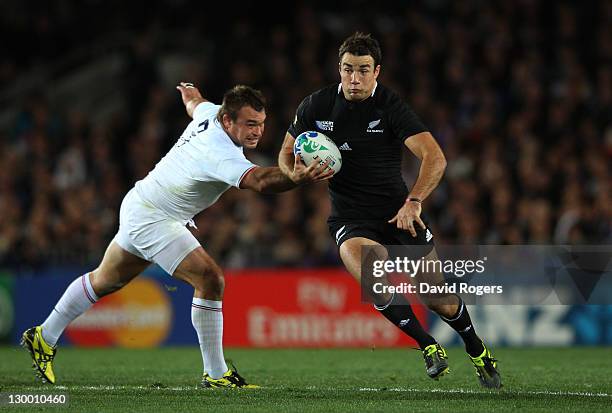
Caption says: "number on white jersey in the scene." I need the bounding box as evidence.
[176,119,209,148]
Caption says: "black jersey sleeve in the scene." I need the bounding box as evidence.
[287,95,315,138]
[387,94,428,142]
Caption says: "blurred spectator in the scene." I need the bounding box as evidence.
[0,0,610,269]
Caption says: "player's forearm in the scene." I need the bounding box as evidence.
[177,82,207,118]
[278,148,295,176]
[408,153,447,201]
[253,167,297,193]
[186,98,206,119]
[278,134,296,176]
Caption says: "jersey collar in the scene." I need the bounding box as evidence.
[215,117,243,148]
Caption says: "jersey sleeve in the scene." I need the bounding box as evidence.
[287,95,315,138]
[387,95,428,141]
[193,102,219,121]
[214,155,258,188]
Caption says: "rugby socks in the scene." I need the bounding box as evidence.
[41,273,99,347]
[440,297,484,357]
[191,298,228,379]
[375,292,437,349]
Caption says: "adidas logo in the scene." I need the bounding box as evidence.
[459,325,472,333]
[338,142,352,151]
[399,318,410,327]
[335,225,347,244]
[425,228,433,242]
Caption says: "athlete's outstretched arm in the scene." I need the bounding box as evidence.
[389,131,446,236]
[176,82,209,118]
[239,157,331,193]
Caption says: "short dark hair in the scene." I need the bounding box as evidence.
[338,32,382,68]
[217,85,266,122]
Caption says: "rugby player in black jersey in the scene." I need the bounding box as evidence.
[279,32,501,388]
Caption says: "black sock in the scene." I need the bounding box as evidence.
[375,293,437,350]
[441,297,484,357]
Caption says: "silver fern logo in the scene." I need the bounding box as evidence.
[367,119,383,133]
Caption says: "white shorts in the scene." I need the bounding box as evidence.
[113,188,201,275]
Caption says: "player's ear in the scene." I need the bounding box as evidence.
[222,113,233,129]
[374,64,381,78]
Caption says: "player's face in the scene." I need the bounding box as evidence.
[226,106,266,149]
[339,53,380,101]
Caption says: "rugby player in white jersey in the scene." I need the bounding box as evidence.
[21,82,331,388]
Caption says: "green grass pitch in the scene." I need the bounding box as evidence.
[1,346,611,412]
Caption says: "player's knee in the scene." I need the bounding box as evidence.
[90,268,127,297]
[426,299,459,319]
[205,267,225,294]
[196,266,225,296]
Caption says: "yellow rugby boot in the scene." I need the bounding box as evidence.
[21,326,57,384]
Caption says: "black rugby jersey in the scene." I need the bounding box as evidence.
[288,83,428,220]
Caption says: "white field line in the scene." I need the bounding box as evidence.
[52,385,611,398]
[358,387,610,398]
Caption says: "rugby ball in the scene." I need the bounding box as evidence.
[293,131,342,176]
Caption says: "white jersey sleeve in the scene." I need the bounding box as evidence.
[193,101,218,121]
[216,157,257,188]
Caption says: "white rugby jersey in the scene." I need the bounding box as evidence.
[134,102,257,222]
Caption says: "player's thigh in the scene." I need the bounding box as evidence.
[149,229,201,276]
[172,245,224,291]
[410,248,445,285]
[411,247,459,311]
[91,241,151,296]
[118,188,200,276]
[388,221,435,257]
[339,237,389,282]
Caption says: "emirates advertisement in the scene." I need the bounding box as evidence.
[223,269,423,347]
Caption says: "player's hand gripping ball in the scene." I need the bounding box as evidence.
[293,131,342,176]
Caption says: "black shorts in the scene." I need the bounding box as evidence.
[328,218,435,255]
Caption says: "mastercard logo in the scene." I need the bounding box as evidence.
[65,277,172,347]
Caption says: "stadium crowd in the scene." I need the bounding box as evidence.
[0,1,610,269]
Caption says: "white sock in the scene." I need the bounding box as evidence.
[41,273,99,346]
[191,298,228,379]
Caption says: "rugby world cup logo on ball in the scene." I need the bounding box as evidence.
[293,131,342,176]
